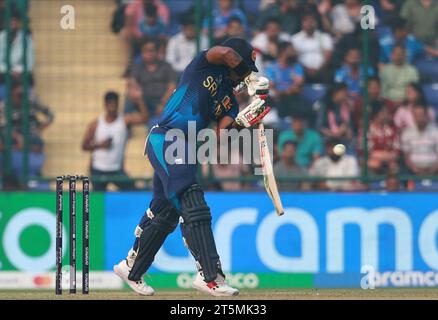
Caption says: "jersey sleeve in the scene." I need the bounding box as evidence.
[191,50,212,71]
[223,95,239,119]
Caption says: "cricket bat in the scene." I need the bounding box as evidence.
[258,122,284,216]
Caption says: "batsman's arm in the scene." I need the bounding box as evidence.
[206,46,251,78]
[218,100,271,133]
[217,116,247,147]
[206,46,242,67]
[218,115,244,132]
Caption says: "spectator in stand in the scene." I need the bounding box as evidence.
[124,0,169,40]
[317,83,353,144]
[27,135,45,178]
[0,81,53,139]
[378,0,404,24]
[265,41,307,119]
[0,129,25,190]
[394,82,436,131]
[335,47,375,101]
[257,0,302,35]
[330,0,363,39]
[278,115,323,168]
[82,90,148,191]
[379,17,428,65]
[301,0,333,33]
[357,105,400,174]
[332,23,380,69]
[166,17,208,76]
[352,76,395,132]
[309,138,361,191]
[129,38,176,123]
[380,45,419,103]
[12,134,46,180]
[251,17,291,74]
[122,0,169,62]
[274,140,308,191]
[0,10,34,93]
[259,0,276,10]
[401,104,438,175]
[204,0,247,43]
[384,173,401,192]
[291,12,334,83]
[137,3,168,41]
[400,0,438,46]
[214,16,246,44]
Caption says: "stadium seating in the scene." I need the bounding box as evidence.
[415,57,438,83]
[30,0,153,181]
[423,83,438,112]
[240,0,261,15]
[166,0,195,35]
[302,84,327,105]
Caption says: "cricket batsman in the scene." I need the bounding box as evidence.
[114,38,270,296]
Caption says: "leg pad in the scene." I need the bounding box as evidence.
[128,203,179,281]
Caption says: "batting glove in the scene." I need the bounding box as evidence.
[235,98,271,128]
[245,73,270,98]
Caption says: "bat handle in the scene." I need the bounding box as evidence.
[258,122,265,130]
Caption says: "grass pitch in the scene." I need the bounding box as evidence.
[1,289,438,300]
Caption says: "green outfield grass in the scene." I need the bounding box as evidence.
[1,289,438,300]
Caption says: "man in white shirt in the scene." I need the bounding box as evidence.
[310,138,361,191]
[81,87,148,191]
[0,11,34,78]
[291,12,333,83]
[251,17,291,74]
[401,104,438,175]
[166,17,208,75]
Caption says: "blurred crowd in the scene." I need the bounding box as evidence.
[0,1,50,190]
[2,0,438,192]
[108,0,438,192]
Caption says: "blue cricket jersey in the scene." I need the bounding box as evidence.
[156,50,239,134]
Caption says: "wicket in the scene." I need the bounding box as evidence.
[55,175,90,295]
